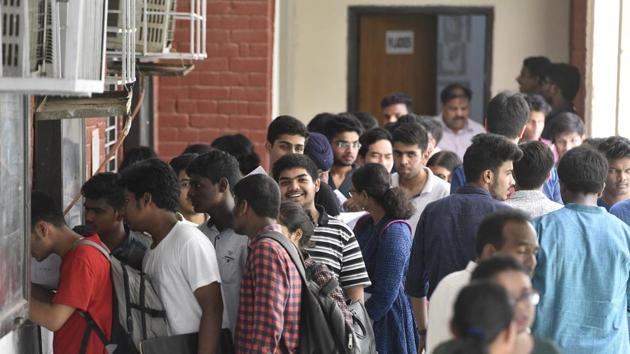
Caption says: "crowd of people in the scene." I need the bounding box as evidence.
[25,55,630,354]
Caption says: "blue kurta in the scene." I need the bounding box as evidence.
[532,204,630,354]
[354,217,417,354]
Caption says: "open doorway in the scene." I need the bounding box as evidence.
[348,7,493,126]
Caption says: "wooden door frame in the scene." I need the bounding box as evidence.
[347,6,494,115]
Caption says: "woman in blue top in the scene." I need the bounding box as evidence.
[351,163,418,354]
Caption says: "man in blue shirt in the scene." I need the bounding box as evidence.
[596,136,630,210]
[532,147,630,354]
[449,91,562,203]
[406,130,522,349]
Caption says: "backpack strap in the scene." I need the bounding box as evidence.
[379,219,412,238]
[73,238,117,354]
[259,231,307,281]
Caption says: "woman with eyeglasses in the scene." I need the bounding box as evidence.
[435,281,518,354]
[351,163,417,354]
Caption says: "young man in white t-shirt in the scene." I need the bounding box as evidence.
[119,158,223,353]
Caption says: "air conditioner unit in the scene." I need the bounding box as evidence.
[106,0,136,85]
[108,0,206,60]
[0,0,108,95]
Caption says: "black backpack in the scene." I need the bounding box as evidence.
[261,231,376,354]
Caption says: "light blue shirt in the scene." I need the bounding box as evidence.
[532,203,630,354]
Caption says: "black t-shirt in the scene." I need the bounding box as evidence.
[316,182,341,216]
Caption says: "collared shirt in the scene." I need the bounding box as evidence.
[426,261,477,352]
[532,204,630,354]
[450,165,563,204]
[203,227,248,335]
[507,190,563,218]
[597,197,612,211]
[406,185,509,298]
[610,199,630,225]
[111,230,151,271]
[434,116,486,159]
[198,218,220,240]
[328,167,355,198]
[235,224,302,353]
[391,167,450,236]
[307,205,372,289]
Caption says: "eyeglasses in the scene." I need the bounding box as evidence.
[334,141,361,149]
[513,290,540,306]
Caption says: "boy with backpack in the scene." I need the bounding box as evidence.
[29,191,113,354]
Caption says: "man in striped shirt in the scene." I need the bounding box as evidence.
[272,153,371,302]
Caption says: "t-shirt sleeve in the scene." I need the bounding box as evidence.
[180,234,222,292]
[450,166,465,194]
[53,252,97,311]
[406,211,429,298]
[339,228,372,288]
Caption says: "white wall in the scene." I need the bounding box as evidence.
[276,0,570,123]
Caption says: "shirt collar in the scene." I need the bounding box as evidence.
[456,184,493,198]
[565,202,606,213]
[251,223,284,245]
[466,261,477,273]
[510,189,547,200]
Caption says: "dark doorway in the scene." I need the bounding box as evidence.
[348,7,494,125]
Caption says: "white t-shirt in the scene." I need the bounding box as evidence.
[391,167,450,236]
[143,221,222,335]
[426,261,477,353]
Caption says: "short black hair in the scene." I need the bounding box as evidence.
[272,153,319,183]
[358,127,392,158]
[392,123,428,151]
[233,174,280,218]
[349,111,379,131]
[524,94,551,115]
[187,150,242,189]
[597,136,630,161]
[513,141,555,189]
[417,117,444,144]
[522,56,551,82]
[212,134,261,175]
[324,114,364,141]
[440,83,472,104]
[548,112,585,140]
[31,191,66,228]
[353,163,415,220]
[475,209,531,258]
[463,134,524,183]
[81,172,125,211]
[267,115,308,144]
[582,137,607,150]
[279,201,314,249]
[307,113,335,134]
[546,63,581,101]
[471,255,530,281]
[380,92,413,111]
[118,158,180,212]
[169,153,199,175]
[427,150,462,172]
[182,144,213,155]
[120,146,157,171]
[557,146,608,194]
[486,91,530,139]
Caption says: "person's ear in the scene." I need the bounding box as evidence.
[114,210,124,222]
[314,176,321,193]
[265,141,273,153]
[218,177,229,193]
[142,192,152,206]
[481,243,498,258]
[422,148,431,163]
[291,228,304,244]
[34,220,49,239]
[482,169,494,185]
[597,182,606,198]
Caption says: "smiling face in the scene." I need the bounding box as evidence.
[277,167,320,209]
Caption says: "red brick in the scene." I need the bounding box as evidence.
[249,73,268,86]
[160,86,191,100]
[207,1,231,15]
[159,128,178,141]
[220,72,249,86]
[190,87,230,100]
[249,17,270,29]
[206,43,239,58]
[218,16,251,30]
[248,102,269,116]
[230,58,267,73]
[207,29,230,43]
[249,43,268,57]
[176,100,197,114]
[248,131,268,143]
[239,43,250,56]
[197,100,218,114]
[231,2,269,15]
[196,57,229,71]
[158,99,176,113]
[196,72,221,86]
[198,128,223,142]
[228,115,268,130]
[231,30,268,43]
[206,15,223,29]
[231,87,267,101]
[189,114,229,128]
[179,128,200,141]
[218,101,249,114]
[158,142,188,161]
[160,114,189,128]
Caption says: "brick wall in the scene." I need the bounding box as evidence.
[155,0,275,167]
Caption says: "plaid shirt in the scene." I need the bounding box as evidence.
[235,225,302,353]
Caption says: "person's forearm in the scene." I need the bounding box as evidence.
[29,299,65,331]
[411,296,428,330]
[197,311,221,354]
[344,285,365,303]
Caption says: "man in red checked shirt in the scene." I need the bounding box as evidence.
[29,191,113,354]
[232,174,302,353]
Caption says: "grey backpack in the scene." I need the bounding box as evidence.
[261,231,376,354]
[77,239,169,353]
